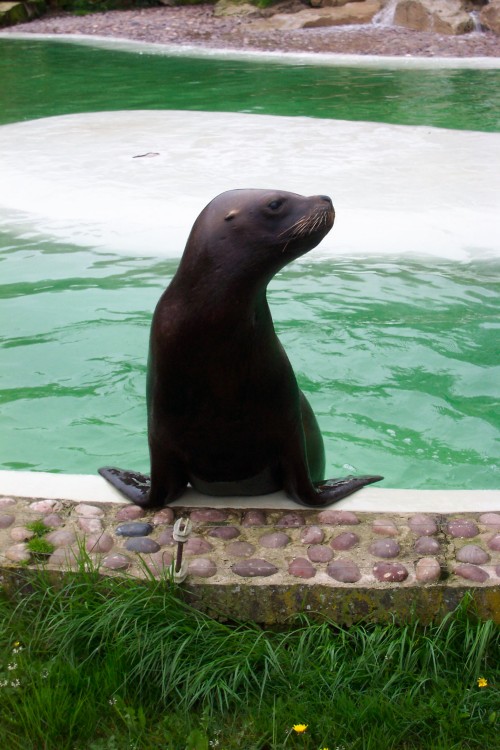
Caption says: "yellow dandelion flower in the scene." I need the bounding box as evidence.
[478,677,488,688]
[292,724,308,734]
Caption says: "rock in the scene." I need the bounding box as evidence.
[184,537,213,555]
[259,531,290,548]
[10,526,34,542]
[102,553,131,570]
[86,533,114,553]
[242,510,267,526]
[0,497,16,508]
[5,543,31,563]
[487,534,500,551]
[456,544,490,565]
[479,512,500,528]
[78,517,103,534]
[143,550,173,575]
[415,536,440,554]
[75,503,104,518]
[372,519,398,536]
[480,0,500,35]
[0,514,15,528]
[42,513,64,528]
[48,546,81,568]
[369,539,400,558]
[152,508,175,525]
[454,563,489,583]
[408,514,438,536]
[415,557,441,582]
[29,499,62,514]
[0,2,30,28]
[115,505,146,521]
[373,561,409,582]
[251,0,382,29]
[301,525,325,544]
[124,537,161,554]
[317,510,359,525]
[330,531,359,550]
[188,558,217,578]
[277,512,304,527]
[190,508,229,523]
[446,518,479,538]
[208,526,240,540]
[289,557,316,579]
[327,558,361,583]
[232,558,278,577]
[157,528,175,546]
[45,529,76,547]
[214,0,259,18]
[307,544,334,562]
[394,0,474,35]
[115,522,153,537]
[226,541,256,557]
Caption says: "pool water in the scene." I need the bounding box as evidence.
[0,37,499,489]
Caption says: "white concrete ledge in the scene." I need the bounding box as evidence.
[0,470,498,513]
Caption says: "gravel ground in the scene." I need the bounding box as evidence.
[2,3,500,57]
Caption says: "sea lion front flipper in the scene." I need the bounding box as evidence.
[98,467,151,506]
[314,474,383,504]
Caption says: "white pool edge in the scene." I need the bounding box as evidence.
[0,470,498,513]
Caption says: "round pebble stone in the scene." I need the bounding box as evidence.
[78,517,103,534]
[226,541,256,558]
[307,544,334,563]
[232,558,278,578]
[479,513,500,528]
[276,512,304,527]
[373,561,408,583]
[408,514,438,536]
[415,557,441,583]
[327,558,361,583]
[488,534,500,551]
[75,503,104,518]
[496,565,500,578]
[115,522,153,537]
[318,510,359,525]
[456,544,490,565]
[0,497,16,508]
[372,519,398,536]
[152,508,175,525]
[188,558,217,578]
[208,526,240,540]
[45,529,77,547]
[0,514,15,529]
[86,533,114,553]
[330,531,359,551]
[124,537,161,554]
[102,553,131,570]
[454,564,489,583]
[48,546,81,568]
[142,550,173,575]
[446,519,479,539]
[184,537,213,555]
[5,543,31,563]
[242,510,267,527]
[369,539,400,559]
[29,499,62,514]
[259,531,290,549]
[190,509,228,523]
[10,526,34,542]
[415,536,440,555]
[289,557,316,579]
[157,528,175,546]
[42,513,64,528]
[301,525,325,544]
[115,505,146,522]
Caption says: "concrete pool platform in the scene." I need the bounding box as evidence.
[1,471,500,624]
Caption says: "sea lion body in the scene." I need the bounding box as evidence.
[100,189,381,507]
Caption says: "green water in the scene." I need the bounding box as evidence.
[1,233,499,488]
[1,38,500,131]
[0,37,499,487]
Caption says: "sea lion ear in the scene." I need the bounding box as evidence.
[224,209,239,222]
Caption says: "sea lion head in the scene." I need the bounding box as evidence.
[179,189,335,283]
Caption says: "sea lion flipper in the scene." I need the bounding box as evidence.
[314,474,383,504]
[98,466,152,506]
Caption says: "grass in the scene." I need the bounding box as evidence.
[0,561,499,750]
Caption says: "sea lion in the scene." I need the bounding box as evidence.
[99,189,382,507]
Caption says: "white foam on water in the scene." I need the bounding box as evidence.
[0,109,499,260]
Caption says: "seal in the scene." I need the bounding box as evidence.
[99,189,382,507]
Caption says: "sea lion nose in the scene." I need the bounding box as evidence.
[319,195,333,205]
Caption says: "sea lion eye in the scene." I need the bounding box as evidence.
[268,200,283,210]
